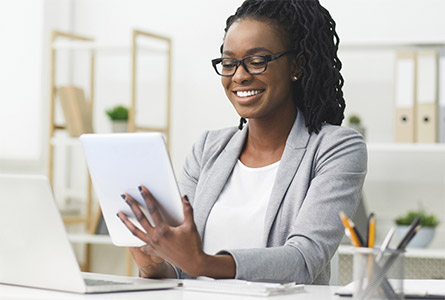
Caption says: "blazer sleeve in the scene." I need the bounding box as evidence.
[172,130,210,279]
[220,127,367,284]
[178,130,209,204]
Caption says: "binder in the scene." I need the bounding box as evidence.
[415,50,438,143]
[58,86,94,137]
[394,52,417,143]
[438,49,445,143]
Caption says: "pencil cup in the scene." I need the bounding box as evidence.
[352,247,404,300]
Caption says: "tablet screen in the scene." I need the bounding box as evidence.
[80,132,184,247]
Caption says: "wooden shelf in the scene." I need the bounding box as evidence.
[50,136,82,147]
[338,245,445,259]
[52,40,167,55]
[340,41,445,51]
[68,233,112,245]
[367,143,445,153]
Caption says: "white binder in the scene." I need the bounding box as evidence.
[438,49,445,143]
[394,52,417,143]
[415,50,438,143]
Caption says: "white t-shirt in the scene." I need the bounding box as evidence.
[203,159,280,255]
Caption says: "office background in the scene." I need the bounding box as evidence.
[0,0,444,278]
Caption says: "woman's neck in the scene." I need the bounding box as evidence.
[239,108,297,168]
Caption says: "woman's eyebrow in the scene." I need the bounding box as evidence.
[222,47,273,56]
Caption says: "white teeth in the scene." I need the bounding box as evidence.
[236,90,263,97]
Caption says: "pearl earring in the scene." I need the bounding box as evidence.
[292,75,298,81]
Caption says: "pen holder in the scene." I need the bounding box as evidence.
[352,247,404,300]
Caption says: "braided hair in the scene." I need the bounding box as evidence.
[223,0,345,134]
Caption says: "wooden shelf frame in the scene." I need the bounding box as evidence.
[129,29,172,149]
[47,29,172,276]
[48,30,95,229]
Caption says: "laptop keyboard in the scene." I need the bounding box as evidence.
[84,278,133,286]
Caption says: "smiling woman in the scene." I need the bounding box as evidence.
[118,0,367,284]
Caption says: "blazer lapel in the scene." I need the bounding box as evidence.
[263,112,310,245]
[194,128,248,238]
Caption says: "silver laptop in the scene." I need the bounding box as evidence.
[0,174,178,293]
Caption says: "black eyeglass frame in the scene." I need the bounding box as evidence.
[211,49,297,77]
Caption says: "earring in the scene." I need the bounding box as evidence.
[292,74,299,81]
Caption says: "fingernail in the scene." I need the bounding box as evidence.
[121,194,126,200]
[116,213,121,220]
[138,186,142,192]
[184,195,190,204]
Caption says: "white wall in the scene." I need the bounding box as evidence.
[321,0,445,248]
[70,0,244,174]
[0,0,71,173]
[0,1,44,171]
[64,0,445,172]
[1,0,445,274]
[4,0,445,172]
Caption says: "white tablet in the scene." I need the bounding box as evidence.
[80,132,184,247]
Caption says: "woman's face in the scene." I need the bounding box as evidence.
[221,18,297,122]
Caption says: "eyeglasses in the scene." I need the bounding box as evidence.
[211,50,296,77]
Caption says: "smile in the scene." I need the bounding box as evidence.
[235,89,264,98]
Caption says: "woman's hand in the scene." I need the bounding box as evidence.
[127,246,174,278]
[117,185,210,277]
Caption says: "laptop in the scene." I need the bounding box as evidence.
[0,174,178,293]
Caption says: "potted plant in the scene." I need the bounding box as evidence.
[348,114,366,138]
[106,105,129,133]
[395,210,439,248]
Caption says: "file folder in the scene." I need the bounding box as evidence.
[416,50,438,143]
[58,86,94,137]
[394,52,416,143]
[438,49,445,143]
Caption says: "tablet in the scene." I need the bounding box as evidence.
[80,132,184,247]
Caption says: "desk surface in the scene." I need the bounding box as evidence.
[0,284,341,300]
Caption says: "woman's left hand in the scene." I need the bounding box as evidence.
[118,185,206,277]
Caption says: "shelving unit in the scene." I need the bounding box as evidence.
[338,245,445,285]
[48,31,95,230]
[48,29,172,275]
[338,41,445,283]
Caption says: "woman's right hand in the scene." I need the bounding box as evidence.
[128,246,176,278]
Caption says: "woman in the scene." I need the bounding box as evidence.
[117,0,367,284]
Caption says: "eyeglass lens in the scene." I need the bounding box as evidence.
[217,56,267,76]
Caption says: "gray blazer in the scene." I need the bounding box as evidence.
[177,111,367,284]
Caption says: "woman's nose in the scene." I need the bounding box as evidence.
[232,63,253,84]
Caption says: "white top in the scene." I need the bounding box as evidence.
[203,160,280,255]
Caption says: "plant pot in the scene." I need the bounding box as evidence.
[396,225,436,248]
[111,121,128,133]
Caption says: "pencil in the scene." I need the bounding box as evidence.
[349,219,365,247]
[367,213,376,248]
[339,211,362,247]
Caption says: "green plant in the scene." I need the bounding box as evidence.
[395,210,439,227]
[349,115,361,125]
[106,105,129,121]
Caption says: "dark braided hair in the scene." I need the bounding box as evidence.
[223,0,345,134]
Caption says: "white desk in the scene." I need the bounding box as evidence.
[0,284,341,300]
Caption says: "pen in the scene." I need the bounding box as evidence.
[396,216,421,250]
[361,219,422,300]
[367,213,375,248]
[376,227,395,262]
[339,211,362,247]
[397,225,422,250]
